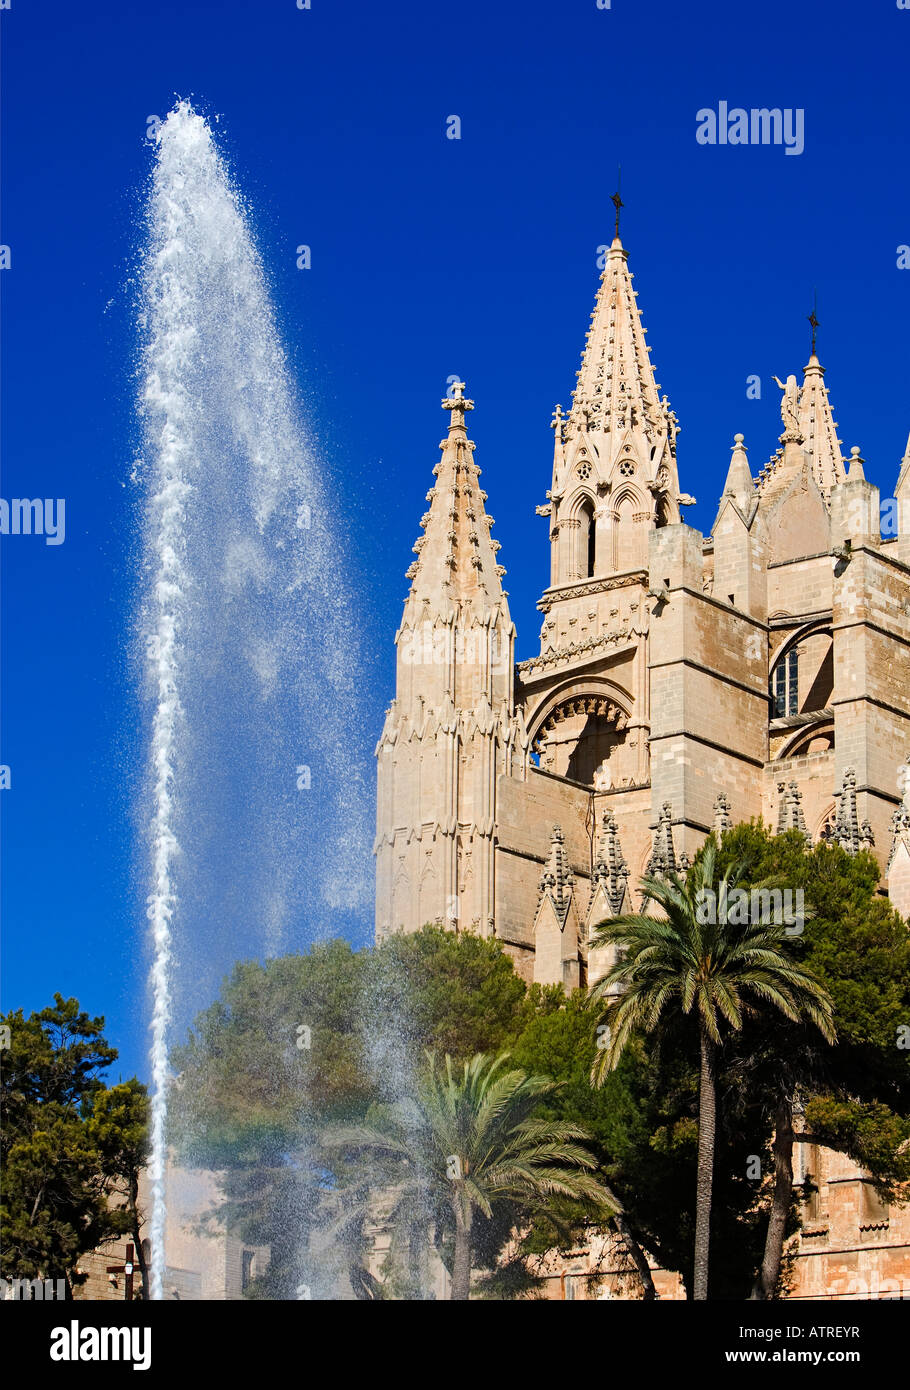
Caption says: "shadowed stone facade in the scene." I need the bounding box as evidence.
[375,231,910,1298]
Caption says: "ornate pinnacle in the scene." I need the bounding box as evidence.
[592,809,630,914]
[713,792,733,840]
[442,379,474,419]
[538,823,575,917]
[777,780,811,844]
[834,766,875,855]
[647,802,677,878]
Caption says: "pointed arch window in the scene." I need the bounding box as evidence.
[773,648,798,717]
[578,498,596,578]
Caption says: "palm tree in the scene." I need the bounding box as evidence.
[588,842,835,1301]
[323,1051,611,1299]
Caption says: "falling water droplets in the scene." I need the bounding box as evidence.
[137,101,372,1299]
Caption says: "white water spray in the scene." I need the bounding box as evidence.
[138,103,372,1300]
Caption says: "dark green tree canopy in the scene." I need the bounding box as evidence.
[0,996,148,1289]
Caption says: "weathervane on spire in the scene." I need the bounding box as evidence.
[611,165,623,239]
[808,291,819,357]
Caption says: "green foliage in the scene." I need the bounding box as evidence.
[510,991,767,1296]
[171,939,371,1168]
[169,927,542,1296]
[323,1051,611,1299]
[88,1080,150,1180]
[367,926,534,1062]
[0,996,147,1287]
[171,928,532,1170]
[586,843,835,1299]
[803,1098,910,1193]
[714,824,910,1189]
[161,837,910,1299]
[589,842,835,1081]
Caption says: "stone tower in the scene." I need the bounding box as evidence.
[374,383,521,939]
[374,232,910,1300]
[376,229,910,972]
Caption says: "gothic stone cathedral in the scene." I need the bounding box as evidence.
[374,230,910,994]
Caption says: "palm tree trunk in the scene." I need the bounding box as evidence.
[451,1204,472,1301]
[613,1213,658,1300]
[750,1096,794,1300]
[693,1024,716,1301]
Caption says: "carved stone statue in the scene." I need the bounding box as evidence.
[772,373,800,436]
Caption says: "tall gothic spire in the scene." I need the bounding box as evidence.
[404,382,508,616]
[570,239,662,437]
[552,234,684,511]
[798,354,846,498]
[375,382,517,943]
[542,231,690,587]
[759,353,846,503]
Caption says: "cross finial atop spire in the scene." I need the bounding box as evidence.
[441,379,474,428]
[808,291,819,358]
[611,185,624,241]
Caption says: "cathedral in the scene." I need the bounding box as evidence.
[372,222,910,1298]
[375,225,910,992]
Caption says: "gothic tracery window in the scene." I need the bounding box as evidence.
[772,648,798,717]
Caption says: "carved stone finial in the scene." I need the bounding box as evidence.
[647,802,677,878]
[834,767,864,855]
[847,445,866,481]
[713,792,733,840]
[442,380,475,420]
[538,824,575,921]
[592,809,630,914]
[887,759,910,874]
[899,752,910,811]
[777,780,811,844]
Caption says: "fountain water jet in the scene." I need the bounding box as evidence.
[137,102,372,1299]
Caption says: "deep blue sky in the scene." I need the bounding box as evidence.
[2,0,908,1082]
